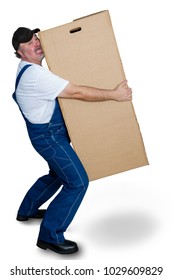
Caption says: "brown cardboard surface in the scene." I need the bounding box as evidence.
[39,10,148,181]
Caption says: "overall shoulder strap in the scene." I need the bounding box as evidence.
[15,64,32,90]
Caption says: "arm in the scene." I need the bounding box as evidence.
[58,80,132,102]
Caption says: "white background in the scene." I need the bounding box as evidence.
[1,0,173,279]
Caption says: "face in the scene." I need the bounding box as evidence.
[17,34,44,65]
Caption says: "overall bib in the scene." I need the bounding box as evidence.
[13,65,89,244]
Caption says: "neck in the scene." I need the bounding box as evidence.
[21,58,42,66]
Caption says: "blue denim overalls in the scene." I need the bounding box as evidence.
[13,64,89,244]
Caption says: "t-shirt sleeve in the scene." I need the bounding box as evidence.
[35,67,69,100]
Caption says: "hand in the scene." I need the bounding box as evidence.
[114,80,132,102]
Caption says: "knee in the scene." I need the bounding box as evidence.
[82,173,89,190]
[75,172,89,193]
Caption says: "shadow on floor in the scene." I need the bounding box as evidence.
[85,210,160,247]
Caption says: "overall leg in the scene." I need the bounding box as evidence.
[38,140,89,244]
[17,168,62,217]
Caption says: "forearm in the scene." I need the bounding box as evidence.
[59,82,113,101]
[74,86,114,101]
[58,81,132,102]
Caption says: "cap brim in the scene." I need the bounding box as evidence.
[32,28,40,34]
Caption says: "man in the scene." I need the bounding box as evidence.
[12,27,132,255]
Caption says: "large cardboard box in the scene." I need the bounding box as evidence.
[39,10,148,181]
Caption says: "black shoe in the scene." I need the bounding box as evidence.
[16,209,46,221]
[37,239,78,254]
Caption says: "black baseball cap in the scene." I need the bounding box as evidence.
[12,27,40,51]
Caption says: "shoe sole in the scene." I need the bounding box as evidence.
[16,216,29,221]
[16,210,46,221]
[37,240,78,254]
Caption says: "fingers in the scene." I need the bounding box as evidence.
[122,81,131,90]
[117,80,130,89]
[120,80,128,87]
[122,80,132,93]
[123,81,132,100]
[127,89,133,100]
[114,80,133,102]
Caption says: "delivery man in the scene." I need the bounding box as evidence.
[12,27,132,254]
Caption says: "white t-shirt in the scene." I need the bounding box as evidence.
[15,61,69,124]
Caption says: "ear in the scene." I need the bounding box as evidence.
[17,49,25,59]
